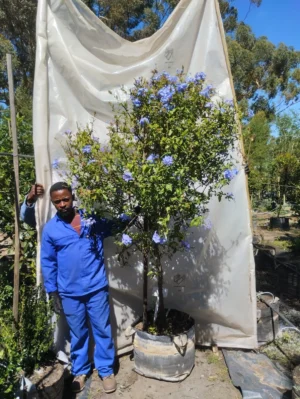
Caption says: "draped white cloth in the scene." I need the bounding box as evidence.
[34,0,257,352]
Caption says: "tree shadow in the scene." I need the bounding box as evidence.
[104,223,236,348]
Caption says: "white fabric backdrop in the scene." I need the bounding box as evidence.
[34,0,257,352]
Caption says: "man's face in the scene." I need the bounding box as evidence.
[51,188,73,218]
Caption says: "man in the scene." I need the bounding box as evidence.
[41,182,117,394]
[20,183,44,227]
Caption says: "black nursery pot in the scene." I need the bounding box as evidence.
[269,217,290,230]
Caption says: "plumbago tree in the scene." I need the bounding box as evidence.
[62,70,238,333]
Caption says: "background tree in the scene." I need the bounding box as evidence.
[1,0,299,120]
[242,111,271,199]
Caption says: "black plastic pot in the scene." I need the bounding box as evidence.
[269,217,290,230]
[133,311,195,382]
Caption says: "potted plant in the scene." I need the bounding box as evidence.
[62,70,238,381]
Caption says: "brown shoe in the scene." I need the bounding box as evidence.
[72,374,86,393]
[102,374,117,393]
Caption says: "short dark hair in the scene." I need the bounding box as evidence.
[50,182,72,195]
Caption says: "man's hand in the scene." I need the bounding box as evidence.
[49,291,63,315]
[244,163,250,175]
[26,184,44,205]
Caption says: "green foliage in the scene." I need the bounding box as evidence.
[219,0,300,117]
[0,115,48,396]
[0,114,37,275]
[63,70,238,329]
[0,286,55,398]
[81,0,180,41]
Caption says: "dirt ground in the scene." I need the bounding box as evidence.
[63,349,242,399]
[62,211,300,399]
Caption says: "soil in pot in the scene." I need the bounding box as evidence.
[29,361,65,399]
[133,309,195,382]
[135,308,194,336]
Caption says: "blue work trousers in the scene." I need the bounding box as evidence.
[61,286,115,377]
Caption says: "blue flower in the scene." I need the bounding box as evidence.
[205,102,214,108]
[157,85,175,106]
[152,231,167,244]
[248,109,254,118]
[139,117,150,126]
[200,85,213,98]
[152,231,161,244]
[224,168,238,180]
[152,72,163,82]
[92,135,99,142]
[103,166,108,174]
[120,213,131,222]
[225,99,234,107]
[87,159,96,165]
[100,146,106,152]
[162,155,173,166]
[52,159,59,169]
[64,129,72,135]
[84,217,96,227]
[147,154,158,163]
[181,241,191,250]
[123,171,133,182]
[168,75,179,84]
[82,145,91,153]
[137,88,148,96]
[132,97,142,107]
[186,76,195,84]
[122,234,132,246]
[203,218,212,230]
[176,83,188,92]
[227,192,234,199]
[195,72,206,81]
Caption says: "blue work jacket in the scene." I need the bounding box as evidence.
[41,211,115,297]
[20,198,36,228]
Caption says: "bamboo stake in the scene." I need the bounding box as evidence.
[6,53,20,323]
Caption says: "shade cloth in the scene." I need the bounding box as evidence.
[34,0,257,352]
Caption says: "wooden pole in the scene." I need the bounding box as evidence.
[6,53,20,323]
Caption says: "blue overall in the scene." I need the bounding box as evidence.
[41,211,115,377]
[20,198,36,228]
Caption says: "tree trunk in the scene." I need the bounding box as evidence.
[154,247,166,334]
[142,217,149,331]
[142,251,148,331]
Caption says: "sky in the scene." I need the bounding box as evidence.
[234,0,300,50]
[232,0,300,132]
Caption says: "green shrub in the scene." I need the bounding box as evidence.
[0,286,55,398]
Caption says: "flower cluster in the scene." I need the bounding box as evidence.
[224,168,238,180]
